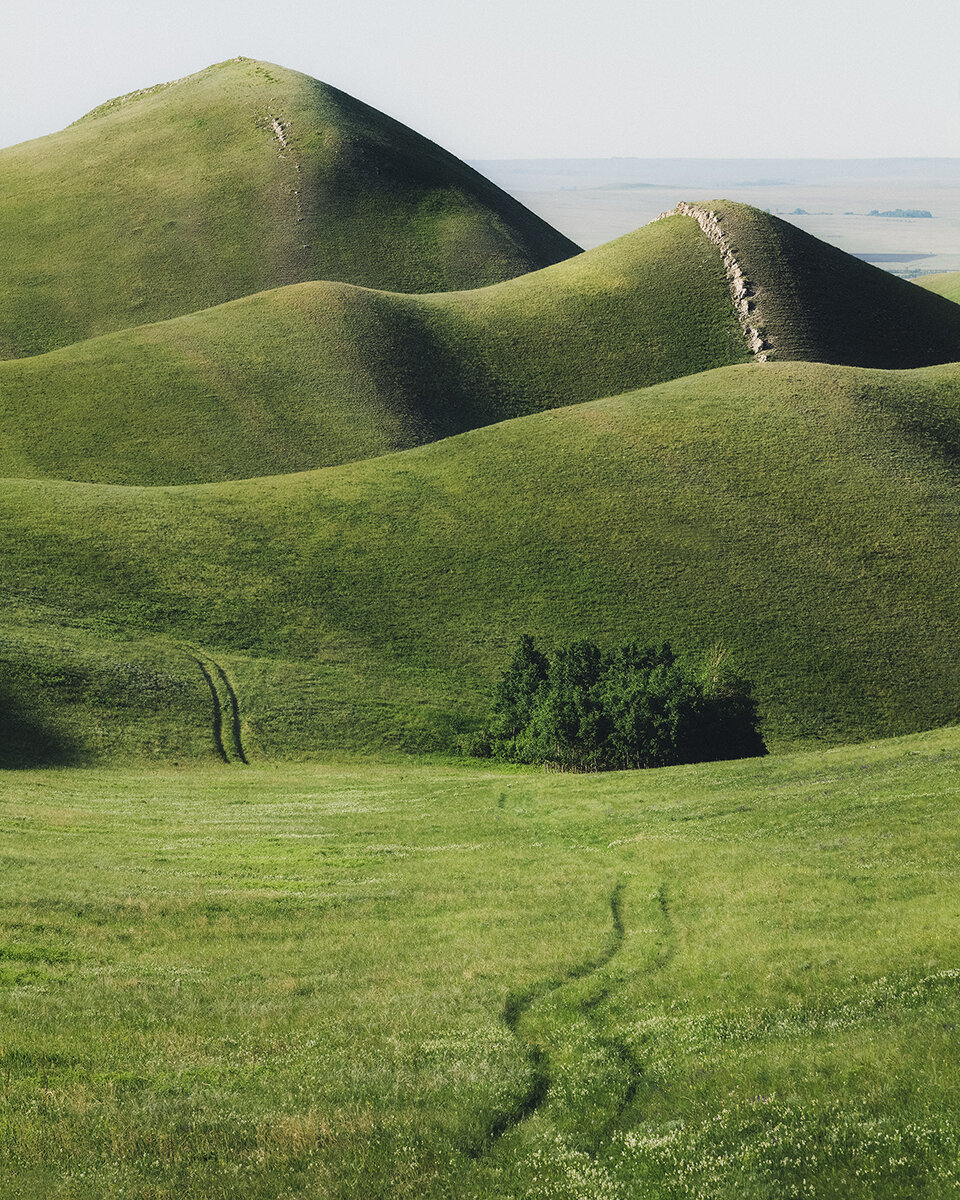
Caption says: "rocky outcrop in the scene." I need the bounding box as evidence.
[656,203,773,362]
[270,116,289,148]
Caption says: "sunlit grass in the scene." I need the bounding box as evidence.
[3,726,960,1196]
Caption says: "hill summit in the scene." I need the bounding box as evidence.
[657,200,960,368]
[0,57,579,358]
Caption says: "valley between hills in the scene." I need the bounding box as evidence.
[4,56,960,1200]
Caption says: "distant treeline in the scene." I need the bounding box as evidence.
[869,209,932,219]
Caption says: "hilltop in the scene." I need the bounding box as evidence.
[0,58,578,358]
[667,200,960,367]
[4,201,960,484]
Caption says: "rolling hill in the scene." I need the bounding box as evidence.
[3,61,960,766]
[3,357,960,765]
[4,200,960,484]
[0,57,579,359]
[670,200,960,367]
[0,212,747,483]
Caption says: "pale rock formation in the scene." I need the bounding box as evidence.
[655,203,773,362]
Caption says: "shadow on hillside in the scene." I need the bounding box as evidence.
[0,687,77,769]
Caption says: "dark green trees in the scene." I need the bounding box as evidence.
[473,636,766,770]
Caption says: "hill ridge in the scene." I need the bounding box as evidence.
[703,200,960,368]
[70,57,250,125]
[0,211,749,484]
[656,202,773,361]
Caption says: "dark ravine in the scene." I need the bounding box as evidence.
[467,881,628,1156]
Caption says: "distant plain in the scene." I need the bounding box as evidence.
[476,159,960,276]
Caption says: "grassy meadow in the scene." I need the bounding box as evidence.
[4,728,960,1198]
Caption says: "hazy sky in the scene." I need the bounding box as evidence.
[2,0,958,160]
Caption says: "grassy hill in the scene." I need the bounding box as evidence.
[5,729,960,1197]
[701,200,960,366]
[0,58,579,359]
[919,270,960,305]
[7,201,960,485]
[0,212,747,483]
[3,356,960,764]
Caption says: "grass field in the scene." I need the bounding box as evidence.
[921,272,960,305]
[0,58,578,360]
[3,726,960,1198]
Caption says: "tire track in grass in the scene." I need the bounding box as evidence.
[599,883,674,1133]
[209,659,249,763]
[468,880,627,1156]
[191,656,230,764]
[186,648,249,764]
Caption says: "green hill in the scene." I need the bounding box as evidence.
[4,357,960,764]
[7,200,960,486]
[0,58,578,359]
[919,270,960,305]
[0,212,747,483]
[673,200,960,367]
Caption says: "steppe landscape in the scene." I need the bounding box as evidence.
[4,56,960,1199]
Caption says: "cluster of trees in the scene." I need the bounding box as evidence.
[469,635,766,771]
[868,208,932,219]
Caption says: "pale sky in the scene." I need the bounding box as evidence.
[2,0,958,160]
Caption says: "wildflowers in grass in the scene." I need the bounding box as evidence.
[5,729,960,1197]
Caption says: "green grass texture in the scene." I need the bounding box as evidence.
[4,357,960,763]
[4,728,960,1197]
[919,270,960,305]
[0,212,747,484]
[0,58,579,359]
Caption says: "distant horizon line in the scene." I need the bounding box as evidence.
[471,155,960,163]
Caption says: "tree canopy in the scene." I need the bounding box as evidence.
[471,636,766,771]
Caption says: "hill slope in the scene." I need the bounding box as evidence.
[0,58,579,358]
[8,200,960,485]
[919,271,960,305]
[3,357,960,763]
[0,212,749,483]
[665,200,960,367]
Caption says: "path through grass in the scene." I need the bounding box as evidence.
[3,729,960,1197]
